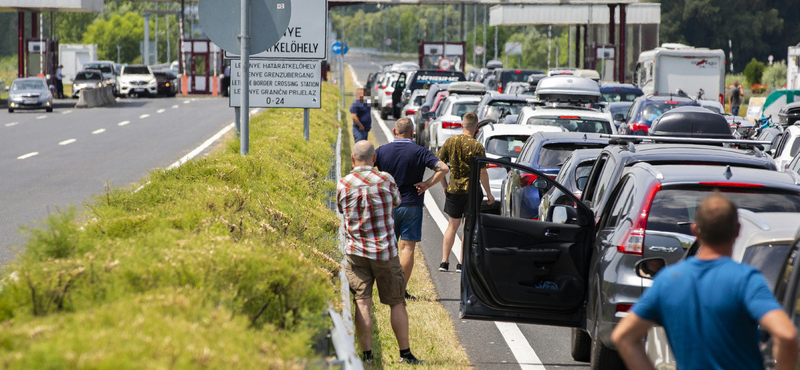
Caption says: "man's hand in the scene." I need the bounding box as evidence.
[611,313,657,370]
[486,193,495,205]
[351,113,365,131]
[414,181,430,195]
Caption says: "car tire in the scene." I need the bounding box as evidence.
[8,108,13,113]
[590,300,626,370]
[380,109,388,120]
[46,107,53,113]
[571,328,591,362]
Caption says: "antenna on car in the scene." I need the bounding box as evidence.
[724,166,733,180]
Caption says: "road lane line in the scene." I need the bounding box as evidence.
[157,108,166,113]
[58,139,76,146]
[183,100,191,104]
[139,114,150,119]
[5,122,18,127]
[118,121,130,126]
[62,110,72,114]
[36,115,47,119]
[347,64,364,89]
[17,152,38,160]
[92,129,106,134]
[166,123,235,170]
[172,104,179,109]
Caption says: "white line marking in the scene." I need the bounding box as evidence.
[36,115,47,119]
[17,152,38,159]
[118,120,130,126]
[92,129,106,134]
[172,104,179,109]
[347,64,364,89]
[58,139,76,146]
[62,110,72,114]
[250,109,259,115]
[167,123,235,170]
[139,114,150,119]
[183,100,191,104]
[157,109,166,113]
[5,122,18,127]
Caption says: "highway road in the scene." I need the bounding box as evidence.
[0,96,237,264]
[346,51,589,370]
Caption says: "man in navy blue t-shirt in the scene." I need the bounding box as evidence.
[375,118,449,298]
[612,193,798,370]
[350,88,372,142]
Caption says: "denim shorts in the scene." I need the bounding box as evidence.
[393,205,423,242]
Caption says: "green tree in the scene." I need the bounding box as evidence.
[762,60,786,89]
[82,13,144,63]
[743,58,766,85]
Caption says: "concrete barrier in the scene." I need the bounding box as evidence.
[75,86,116,108]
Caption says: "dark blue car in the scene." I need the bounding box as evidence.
[500,132,609,219]
[622,94,699,135]
[599,83,643,103]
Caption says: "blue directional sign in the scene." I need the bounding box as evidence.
[332,41,342,55]
[342,44,349,55]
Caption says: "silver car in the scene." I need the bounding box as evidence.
[71,69,105,98]
[7,78,53,113]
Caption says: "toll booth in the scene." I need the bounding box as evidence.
[25,38,59,87]
[180,39,222,95]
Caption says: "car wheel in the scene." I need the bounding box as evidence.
[571,328,591,362]
[590,300,625,370]
[46,107,53,113]
[380,109,388,120]
[8,108,13,113]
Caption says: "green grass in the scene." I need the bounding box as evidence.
[0,83,346,368]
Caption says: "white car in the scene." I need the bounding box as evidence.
[426,94,482,153]
[83,60,119,94]
[772,124,800,171]
[378,73,399,120]
[476,123,566,212]
[402,89,428,130]
[516,106,617,135]
[117,65,157,97]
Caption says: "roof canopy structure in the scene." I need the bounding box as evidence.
[0,0,103,12]
[489,3,660,26]
[327,0,638,4]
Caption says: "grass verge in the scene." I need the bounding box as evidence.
[0,83,345,368]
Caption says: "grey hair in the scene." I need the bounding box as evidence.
[353,140,375,162]
[395,118,414,136]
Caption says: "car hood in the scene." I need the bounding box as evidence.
[119,74,154,81]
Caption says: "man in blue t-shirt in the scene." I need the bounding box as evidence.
[375,117,449,299]
[350,88,372,142]
[612,193,798,370]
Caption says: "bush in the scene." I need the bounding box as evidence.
[763,61,787,90]
[743,58,766,86]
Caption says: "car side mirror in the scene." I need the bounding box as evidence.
[635,258,667,279]
[613,113,625,122]
[552,205,578,224]
[533,179,549,189]
[421,105,430,113]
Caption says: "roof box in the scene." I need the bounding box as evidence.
[649,106,734,139]
[534,75,600,104]
[447,81,487,95]
[486,60,503,70]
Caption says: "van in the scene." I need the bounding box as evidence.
[634,44,725,104]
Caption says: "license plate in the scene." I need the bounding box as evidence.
[24,99,37,104]
[134,88,144,92]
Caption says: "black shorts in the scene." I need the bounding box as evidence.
[444,192,469,219]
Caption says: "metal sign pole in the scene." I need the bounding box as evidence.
[234,107,241,138]
[303,108,310,141]
[240,0,250,155]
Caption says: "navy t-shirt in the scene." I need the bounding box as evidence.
[632,257,782,370]
[350,101,372,131]
[375,139,440,207]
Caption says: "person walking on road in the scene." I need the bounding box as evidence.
[55,65,64,99]
[612,192,798,370]
[436,112,494,272]
[728,81,744,116]
[337,140,424,365]
[350,88,372,142]
[375,117,450,299]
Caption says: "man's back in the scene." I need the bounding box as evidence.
[633,257,781,370]
[375,140,439,207]
[437,134,485,194]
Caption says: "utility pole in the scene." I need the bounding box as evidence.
[239,0,249,155]
[361,4,364,49]
[397,6,401,53]
[547,25,552,70]
[154,2,159,64]
[383,8,387,52]
[482,6,486,66]
[432,10,437,42]
[166,2,171,63]
[493,25,497,60]
[443,4,447,43]
[473,5,477,67]
[117,38,121,63]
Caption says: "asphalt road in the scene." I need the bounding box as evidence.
[346,51,589,370]
[0,95,236,264]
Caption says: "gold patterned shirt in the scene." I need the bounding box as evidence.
[437,134,486,194]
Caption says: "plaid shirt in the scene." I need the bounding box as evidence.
[337,166,401,261]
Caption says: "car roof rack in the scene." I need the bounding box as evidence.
[601,134,771,152]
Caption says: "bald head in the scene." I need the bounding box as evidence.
[693,192,739,247]
[394,118,414,138]
[352,140,376,165]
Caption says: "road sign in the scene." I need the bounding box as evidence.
[342,44,349,55]
[226,0,328,60]
[474,45,484,56]
[229,59,322,109]
[504,42,522,55]
[332,41,342,55]
[199,0,291,55]
[438,58,452,70]
[385,38,392,46]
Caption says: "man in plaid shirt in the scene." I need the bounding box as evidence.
[337,140,423,365]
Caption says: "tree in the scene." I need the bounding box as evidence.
[82,13,145,63]
[743,58,766,85]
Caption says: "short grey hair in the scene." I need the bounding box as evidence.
[395,118,414,136]
[353,140,375,162]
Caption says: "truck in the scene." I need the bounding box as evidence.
[58,44,97,84]
[634,43,726,103]
[788,44,800,89]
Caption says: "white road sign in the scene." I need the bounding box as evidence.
[504,42,522,55]
[474,45,485,56]
[229,60,322,108]
[226,0,327,60]
[438,58,452,70]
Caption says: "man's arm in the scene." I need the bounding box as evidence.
[415,161,449,195]
[480,168,495,205]
[351,113,365,130]
[760,309,799,370]
[611,313,657,370]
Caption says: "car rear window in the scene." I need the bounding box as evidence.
[75,72,102,81]
[640,102,691,122]
[647,188,800,236]
[601,92,642,102]
[526,117,613,134]
[486,135,528,158]
[123,66,150,75]
[537,143,608,168]
[84,64,113,74]
[451,102,478,116]
[741,243,790,289]
[501,71,537,83]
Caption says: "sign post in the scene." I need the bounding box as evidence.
[240,0,250,154]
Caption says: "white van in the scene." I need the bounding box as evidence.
[634,44,725,103]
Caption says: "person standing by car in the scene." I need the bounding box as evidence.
[375,117,450,299]
[351,88,372,142]
[337,140,424,365]
[55,64,64,99]
[437,112,495,272]
[612,192,798,370]
[728,81,744,116]
[222,63,230,97]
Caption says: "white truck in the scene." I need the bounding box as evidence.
[634,43,726,103]
[59,44,97,84]
[788,44,800,89]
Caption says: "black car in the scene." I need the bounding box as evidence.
[648,106,734,139]
[475,93,532,122]
[487,69,545,94]
[777,101,800,126]
[153,71,179,97]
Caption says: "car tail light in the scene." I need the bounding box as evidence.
[618,183,661,255]
[405,109,417,116]
[520,173,538,187]
[385,91,392,96]
[698,182,766,188]
[719,94,724,105]
[498,87,503,93]
[486,163,500,168]
[616,304,632,312]
[629,122,650,134]
[664,101,679,104]
[559,116,580,119]
[442,121,462,129]
[515,70,521,73]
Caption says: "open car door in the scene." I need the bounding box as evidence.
[392,72,407,118]
[461,157,596,327]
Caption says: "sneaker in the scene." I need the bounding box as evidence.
[362,352,373,364]
[438,262,449,272]
[456,263,462,273]
[399,354,425,365]
[405,290,417,300]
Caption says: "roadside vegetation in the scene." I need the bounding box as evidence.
[0,83,345,368]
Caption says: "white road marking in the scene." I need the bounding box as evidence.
[157,109,166,113]
[250,108,259,115]
[118,120,130,126]
[372,96,543,370]
[92,129,106,134]
[5,122,18,127]
[139,114,150,119]
[347,64,364,89]
[17,152,38,160]
[62,110,72,114]
[36,115,47,119]
[166,123,235,169]
[172,104,179,109]
[59,139,76,146]
[183,100,191,104]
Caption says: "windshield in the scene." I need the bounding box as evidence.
[75,72,102,81]
[537,143,608,168]
[486,135,528,158]
[526,117,613,134]
[84,64,113,74]
[601,92,642,102]
[409,73,465,90]
[502,71,537,83]
[741,243,790,289]
[11,80,46,90]
[451,102,479,116]
[123,66,151,75]
[610,105,632,117]
[640,102,688,123]
[489,101,528,115]
[413,95,425,105]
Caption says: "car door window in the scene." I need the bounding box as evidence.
[790,137,800,158]
[600,177,634,229]
[775,132,791,157]
[582,154,608,204]
[591,156,619,208]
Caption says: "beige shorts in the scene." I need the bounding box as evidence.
[346,254,406,306]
